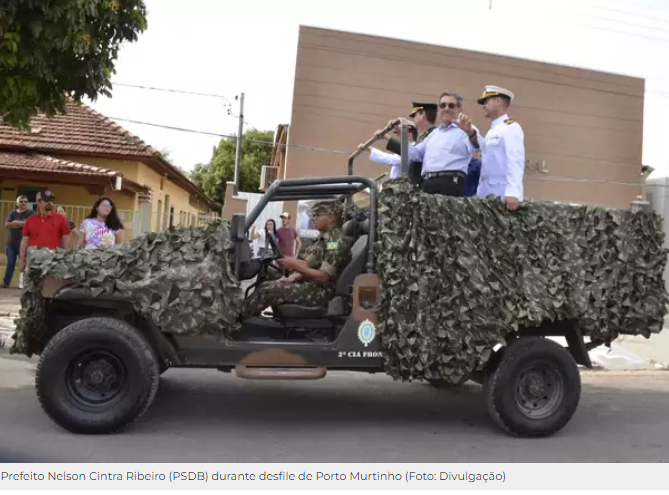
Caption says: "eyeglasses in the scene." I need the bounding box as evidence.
[439,102,457,110]
[38,196,55,203]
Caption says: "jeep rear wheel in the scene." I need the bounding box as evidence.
[35,317,160,434]
[484,336,581,437]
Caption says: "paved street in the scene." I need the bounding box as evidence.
[0,350,668,463]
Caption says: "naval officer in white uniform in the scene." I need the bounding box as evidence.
[475,85,526,211]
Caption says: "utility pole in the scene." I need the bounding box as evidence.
[233,92,245,193]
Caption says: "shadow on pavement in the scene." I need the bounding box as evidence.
[1,367,668,462]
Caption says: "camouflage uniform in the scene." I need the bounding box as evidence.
[244,201,352,318]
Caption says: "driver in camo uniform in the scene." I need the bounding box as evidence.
[244,200,352,318]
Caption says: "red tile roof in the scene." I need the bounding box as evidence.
[0,100,157,158]
[0,100,218,210]
[0,151,149,193]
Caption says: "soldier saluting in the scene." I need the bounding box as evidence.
[475,85,526,211]
[383,102,438,184]
[359,102,437,184]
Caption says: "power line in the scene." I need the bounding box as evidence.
[107,116,350,154]
[578,0,669,25]
[107,115,662,188]
[111,82,234,106]
[518,7,669,44]
[554,1,669,32]
[110,81,255,127]
[484,0,669,43]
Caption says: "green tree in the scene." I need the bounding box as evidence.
[0,0,148,129]
[190,129,274,204]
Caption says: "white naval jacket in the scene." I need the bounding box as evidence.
[477,114,525,201]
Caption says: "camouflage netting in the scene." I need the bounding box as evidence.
[377,179,669,383]
[12,220,244,356]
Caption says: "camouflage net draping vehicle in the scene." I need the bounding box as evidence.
[11,173,668,438]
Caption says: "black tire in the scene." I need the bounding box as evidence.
[484,337,581,437]
[35,317,160,434]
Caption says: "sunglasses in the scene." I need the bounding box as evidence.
[38,196,55,203]
[439,102,457,110]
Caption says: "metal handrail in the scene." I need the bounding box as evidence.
[348,119,401,175]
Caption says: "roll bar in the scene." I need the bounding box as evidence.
[347,118,412,177]
[245,175,378,274]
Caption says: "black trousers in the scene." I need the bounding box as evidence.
[420,174,465,197]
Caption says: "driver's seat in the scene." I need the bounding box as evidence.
[273,218,369,320]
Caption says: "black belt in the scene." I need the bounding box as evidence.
[422,171,466,182]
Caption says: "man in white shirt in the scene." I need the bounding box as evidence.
[475,85,526,211]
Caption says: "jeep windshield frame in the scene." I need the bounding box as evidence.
[245,175,378,275]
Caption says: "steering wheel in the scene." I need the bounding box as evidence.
[266,231,284,259]
[265,231,288,278]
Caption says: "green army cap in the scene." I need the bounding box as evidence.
[310,199,344,216]
[409,102,438,118]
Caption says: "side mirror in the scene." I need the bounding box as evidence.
[230,213,246,242]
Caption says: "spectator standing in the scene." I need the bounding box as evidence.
[75,197,124,249]
[250,219,277,258]
[19,190,71,273]
[2,196,33,288]
[277,212,301,257]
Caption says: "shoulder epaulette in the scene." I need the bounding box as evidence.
[505,119,515,125]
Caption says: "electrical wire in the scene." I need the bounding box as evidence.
[107,116,351,154]
[506,6,669,44]
[537,3,669,35]
[106,115,661,187]
[111,82,234,105]
[109,82,256,127]
[575,1,669,25]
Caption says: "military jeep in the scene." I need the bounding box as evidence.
[26,172,592,440]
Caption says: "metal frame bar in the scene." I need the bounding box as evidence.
[347,119,400,176]
[270,183,366,199]
[245,175,378,274]
[400,121,410,175]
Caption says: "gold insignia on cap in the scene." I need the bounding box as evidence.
[477,85,515,105]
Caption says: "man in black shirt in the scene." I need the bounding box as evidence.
[3,196,33,288]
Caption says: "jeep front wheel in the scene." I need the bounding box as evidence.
[35,317,160,434]
[484,336,581,437]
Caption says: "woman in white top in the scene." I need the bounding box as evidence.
[250,219,277,258]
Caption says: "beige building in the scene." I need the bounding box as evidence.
[0,100,219,287]
[268,26,646,221]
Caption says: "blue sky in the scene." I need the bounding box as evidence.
[88,0,669,177]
